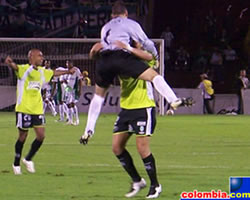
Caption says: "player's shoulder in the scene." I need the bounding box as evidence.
[17,63,30,68]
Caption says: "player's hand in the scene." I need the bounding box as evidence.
[79,130,94,145]
[154,60,160,69]
[4,56,13,65]
[114,40,127,49]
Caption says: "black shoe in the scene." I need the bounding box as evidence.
[170,97,194,110]
[146,184,162,199]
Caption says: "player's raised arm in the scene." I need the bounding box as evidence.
[4,56,18,71]
[53,67,76,76]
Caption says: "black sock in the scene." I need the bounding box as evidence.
[14,140,24,166]
[25,139,43,161]
[143,154,159,186]
[116,149,141,182]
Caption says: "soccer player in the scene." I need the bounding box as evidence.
[42,60,57,116]
[51,66,69,122]
[80,0,193,142]
[64,60,82,125]
[81,41,162,198]
[4,49,75,175]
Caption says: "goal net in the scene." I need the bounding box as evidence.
[0,38,165,114]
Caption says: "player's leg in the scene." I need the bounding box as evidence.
[63,102,69,122]
[65,90,74,124]
[83,85,107,134]
[136,136,161,199]
[73,92,80,125]
[48,99,57,116]
[43,100,48,114]
[132,107,161,198]
[58,102,64,121]
[13,112,32,175]
[13,128,28,175]
[23,115,45,173]
[113,133,141,181]
[73,103,79,125]
[57,88,65,121]
[112,110,146,198]
[123,55,193,110]
[139,68,179,104]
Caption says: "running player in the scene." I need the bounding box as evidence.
[4,49,75,175]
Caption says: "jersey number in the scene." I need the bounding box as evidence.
[104,29,111,45]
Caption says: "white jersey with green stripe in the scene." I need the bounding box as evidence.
[15,64,54,114]
[119,59,156,109]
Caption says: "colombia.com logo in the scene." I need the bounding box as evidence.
[180,177,250,200]
[180,190,230,200]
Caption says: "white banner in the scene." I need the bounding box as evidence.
[77,87,203,114]
[3,86,249,115]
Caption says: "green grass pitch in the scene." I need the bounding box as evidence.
[0,112,250,200]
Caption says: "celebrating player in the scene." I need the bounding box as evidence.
[81,41,162,198]
[42,60,57,116]
[64,60,82,125]
[51,66,69,122]
[81,0,193,144]
[4,49,75,175]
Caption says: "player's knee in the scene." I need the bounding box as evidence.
[36,132,45,141]
[112,144,123,155]
[139,68,158,82]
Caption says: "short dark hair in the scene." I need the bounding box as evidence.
[112,0,127,15]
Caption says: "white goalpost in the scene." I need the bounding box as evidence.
[0,38,165,115]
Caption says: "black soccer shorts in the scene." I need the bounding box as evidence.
[113,107,156,136]
[95,50,149,88]
[16,112,45,131]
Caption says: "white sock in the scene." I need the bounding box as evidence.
[74,105,79,121]
[69,108,74,122]
[59,104,64,120]
[152,75,178,103]
[48,101,56,115]
[63,103,69,120]
[52,100,56,108]
[84,94,104,134]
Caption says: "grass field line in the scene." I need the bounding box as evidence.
[37,162,230,169]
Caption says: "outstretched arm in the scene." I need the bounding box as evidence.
[5,56,18,71]
[53,67,76,76]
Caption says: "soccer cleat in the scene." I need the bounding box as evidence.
[55,118,64,122]
[79,130,93,145]
[22,159,35,173]
[146,184,162,199]
[125,178,146,198]
[170,97,194,110]
[52,111,57,117]
[66,120,73,125]
[73,120,79,126]
[12,164,22,175]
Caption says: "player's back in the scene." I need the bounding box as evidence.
[101,17,145,51]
